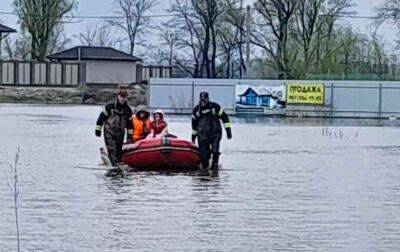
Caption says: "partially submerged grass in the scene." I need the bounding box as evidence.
[5,147,21,252]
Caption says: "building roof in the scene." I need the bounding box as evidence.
[238,86,272,97]
[47,46,143,62]
[257,87,271,96]
[0,24,17,33]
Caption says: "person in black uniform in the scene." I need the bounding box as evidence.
[95,88,133,166]
[191,91,232,171]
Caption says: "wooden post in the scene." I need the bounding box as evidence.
[61,63,66,86]
[78,62,86,87]
[30,61,34,85]
[136,64,141,84]
[46,62,50,85]
[14,61,18,85]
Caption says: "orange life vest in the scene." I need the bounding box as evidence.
[131,115,151,142]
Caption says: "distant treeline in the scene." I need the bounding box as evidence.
[2,0,400,80]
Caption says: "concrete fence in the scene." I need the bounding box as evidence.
[137,65,173,84]
[0,61,79,86]
[0,61,173,87]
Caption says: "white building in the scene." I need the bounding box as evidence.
[47,46,143,87]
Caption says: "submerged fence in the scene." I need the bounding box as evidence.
[149,78,400,118]
[148,78,262,114]
[312,81,400,118]
[0,61,79,86]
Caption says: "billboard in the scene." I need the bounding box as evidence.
[286,82,325,105]
[236,84,286,108]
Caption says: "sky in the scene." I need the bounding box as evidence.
[0,0,396,49]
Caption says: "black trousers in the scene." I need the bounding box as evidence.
[198,135,221,168]
[104,131,124,166]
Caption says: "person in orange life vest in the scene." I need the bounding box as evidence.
[130,105,151,143]
[147,109,168,139]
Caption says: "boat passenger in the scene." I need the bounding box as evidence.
[147,109,168,139]
[131,105,151,143]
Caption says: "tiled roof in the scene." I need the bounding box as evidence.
[0,24,17,33]
[47,46,142,62]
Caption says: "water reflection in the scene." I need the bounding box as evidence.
[234,115,400,127]
[1,105,400,251]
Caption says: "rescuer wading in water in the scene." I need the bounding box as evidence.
[191,91,232,171]
[95,87,133,166]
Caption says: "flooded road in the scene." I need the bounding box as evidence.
[1,104,400,251]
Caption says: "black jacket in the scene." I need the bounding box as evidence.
[192,102,231,140]
[96,100,133,136]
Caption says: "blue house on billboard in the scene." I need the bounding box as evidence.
[237,87,272,107]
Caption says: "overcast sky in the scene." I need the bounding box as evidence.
[0,0,396,49]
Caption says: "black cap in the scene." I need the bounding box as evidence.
[199,91,209,101]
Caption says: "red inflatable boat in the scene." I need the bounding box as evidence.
[122,137,200,170]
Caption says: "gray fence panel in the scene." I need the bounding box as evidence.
[149,84,193,110]
[333,86,380,112]
[324,83,334,106]
[382,88,400,112]
[193,85,236,110]
[152,68,160,78]
[65,64,79,86]
[1,62,14,84]
[143,68,150,81]
[49,64,62,85]
[33,63,47,85]
[163,68,170,78]
[17,63,30,85]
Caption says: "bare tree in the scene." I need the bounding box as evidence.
[168,0,229,78]
[223,0,248,78]
[377,0,400,49]
[292,0,324,74]
[13,0,75,61]
[253,0,298,78]
[3,32,31,60]
[47,24,71,54]
[169,0,204,77]
[156,21,180,66]
[377,0,400,19]
[108,0,158,56]
[192,0,228,77]
[74,24,123,48]
[318,0,355,68]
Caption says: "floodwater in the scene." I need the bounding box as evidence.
[1,104,400,251]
